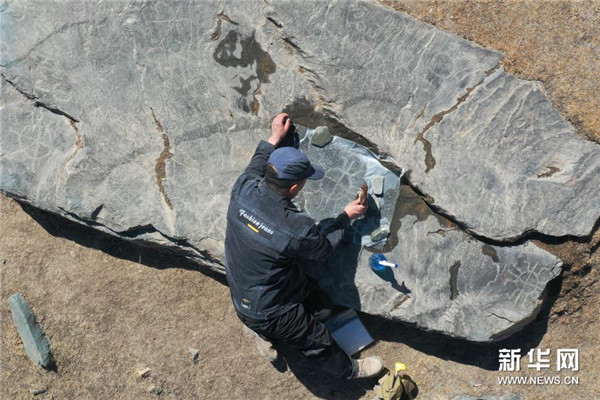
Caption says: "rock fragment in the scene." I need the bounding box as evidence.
[311,126,333,147]
[7,293,55,370]
[149,385,163,395]
[29,387,48,396]
[370,226,390,242]
[371,175,384,196]
[138,367,151,378]
[188,347,199,364]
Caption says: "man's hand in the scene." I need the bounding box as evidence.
[268,113,292,147]
[344,197,368,219]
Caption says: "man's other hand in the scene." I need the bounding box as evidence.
[268,113,292,147]
[344,198,367,219]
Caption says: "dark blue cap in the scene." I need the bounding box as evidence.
[267,147,325,180]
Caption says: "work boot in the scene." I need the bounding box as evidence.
[243,325,278,363]
[352,356,384,379]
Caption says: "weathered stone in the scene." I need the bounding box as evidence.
[0,0,314,273]
[371,175,385,196]
[7,293,55,370]
[0,0,581,341]
[311,126,332,147]
[138,367,151,378]
[396,69,600,241]
[188,347,199,364]
[148,385,163,395]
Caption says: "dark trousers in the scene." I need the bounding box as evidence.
[237,287,358,379]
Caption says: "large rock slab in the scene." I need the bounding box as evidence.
[267,0,600,241]
[0,0,582,340]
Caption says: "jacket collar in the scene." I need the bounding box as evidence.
[258,178,299,212]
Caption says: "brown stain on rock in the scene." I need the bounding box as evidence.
[58,120,84,177]
[211,11,239,41]
[537,166,561,178]
[378,184,453,253]
[413,132,436,173]
[481,244,500,263]
[211,20,222,41]
[69,120,83,150]
[150,108,174,210]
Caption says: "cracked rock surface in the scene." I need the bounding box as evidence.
[268,0,600,241]
[0,0,589,340]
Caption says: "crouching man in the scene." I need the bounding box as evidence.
[225,113,384,379]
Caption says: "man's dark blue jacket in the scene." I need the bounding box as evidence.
[225,140,351,321]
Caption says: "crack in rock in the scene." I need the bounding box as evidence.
[149,107,174,210]
[487,312,515,324]
[1,75,80,122]
[413,63,501,174]
[402,169,593,247]
[1,19,98,68]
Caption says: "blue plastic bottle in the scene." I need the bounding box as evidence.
[369,253,389,271]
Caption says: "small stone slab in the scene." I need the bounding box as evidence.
[311,126,333,147]
[371,175,384,196]
[370,225,390,242]
[29,388,48,396]
[8,293,55,370]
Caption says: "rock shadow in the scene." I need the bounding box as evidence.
[16,201,228,286]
